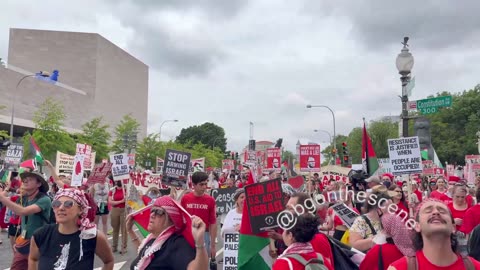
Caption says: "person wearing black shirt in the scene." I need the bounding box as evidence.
[127,195,209,270]
[29,188,113,270]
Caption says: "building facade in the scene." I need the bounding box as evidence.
[0,28,148,139]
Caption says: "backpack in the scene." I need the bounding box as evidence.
[406,254,475,270]
[281,253,329,270]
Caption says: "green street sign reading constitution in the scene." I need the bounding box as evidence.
[416,96,452,115]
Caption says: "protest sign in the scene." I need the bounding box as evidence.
[87,163,112,185]
[299,145,321,172]
[266,148,281,172]
[110,153,130,181]
[377,158,393,175]
[211,187,237,214]
[244,150,256,165]
[128,173,163,195]
[222,160,235,172]
[156,157,164,173]
[223,233,239,270]
[189,158,205,173]
[387,136,422,175]
[162,149,191,188]
[320,165,350,187]
[76,143,93,170]
[55,151,75,174]
[331,202,359,228]
[5,143,23,167]
[71,154,85,187]
[245,178,284,233]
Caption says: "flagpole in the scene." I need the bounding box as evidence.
[363,118,370,176]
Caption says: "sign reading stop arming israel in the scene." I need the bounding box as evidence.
[387,136,423,175]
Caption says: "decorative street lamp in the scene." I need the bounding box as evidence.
[396,37,414,137]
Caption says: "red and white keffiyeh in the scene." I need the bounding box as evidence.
[381,213,415,256]
[135,196,195,270]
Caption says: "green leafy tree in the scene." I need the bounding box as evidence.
[321,135,348,165]
[176,122,227,152]
[136,133,163,169]
[347,127,363,164]
[24,97,75,161]
[368,120,399,158]
[76,117,111,162]
[111,114,140,154]
[0,105,8,139]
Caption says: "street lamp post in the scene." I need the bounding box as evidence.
[396,37,414,138]
[313,129,334,165]
[10,71,50,142]
[306,105,337,163]
[159,119,179,141]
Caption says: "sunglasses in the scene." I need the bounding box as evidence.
[151,208,166,217]
[52,200,76,209]
[429,182,437,185]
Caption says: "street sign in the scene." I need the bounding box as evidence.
[417,96,452,115]
[406,77,415,97]
[407,101,417,110]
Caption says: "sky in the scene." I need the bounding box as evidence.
[2,0,480,152]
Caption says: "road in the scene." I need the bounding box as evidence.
[0,228,225,270]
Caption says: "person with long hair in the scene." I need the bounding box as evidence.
[448,185,470,231]
[388,199,480,269]
[29,188,113,269]
[126,196,209,270]
[221,188,244,236]
[360,214,415,270]
[272,213,333,270]
[90,182,110,235]
[388,185,409,219]
[460,189,480,234]
[429,177,447,201]
[108,180,127,254]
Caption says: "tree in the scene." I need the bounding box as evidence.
[135,133,163,169]
[111,114,140,154]
[0,105,8,139]
[176,122,227,152]
[76,117,111,162]
[24,97,75,161]
[321,135,348,165]
[368,120,399,158]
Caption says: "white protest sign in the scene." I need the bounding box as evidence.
[71,154,85,187]
[55,151,75,174]
[331,202,359,228]
[189,158,205,173]
[76,143,93,170]
[110,154,130,181]
[388,136,423,175]
[223,233,239,270]
[377,158,393,175]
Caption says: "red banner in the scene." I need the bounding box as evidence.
[87,163,112,185]
[299,145,321,172]
[266,148,281,171]
[222,159,235,172]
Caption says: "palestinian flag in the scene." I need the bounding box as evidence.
[362,121,379,176]
[421,147,443,168]
[30,137,44,165]
[129,204,152,237]
[19,159,37,172]
[238,169,273,270]
[0,170,10,183]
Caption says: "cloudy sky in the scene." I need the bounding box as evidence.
[3,0,480,152]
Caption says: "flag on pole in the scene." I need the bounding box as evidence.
[362,120,379,176]
[238,172,272,270]
[19,159,37,172]
[30,137,44,165]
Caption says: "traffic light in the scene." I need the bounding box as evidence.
[235,152,239,160]
[231,152,235,160]
[342,142,349,166]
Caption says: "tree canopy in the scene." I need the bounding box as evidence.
[76,117,111,162]
[175,122,227,152]
[111,114,140,154]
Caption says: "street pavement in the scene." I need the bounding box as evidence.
[0,228,225,270]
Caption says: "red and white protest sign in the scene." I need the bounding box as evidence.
[76,143,93,170]
[465,155,480,184]
[128,154,136,166]
[222,160,235,171]
[266,148,281,172]
[299,145,321,172]
[87,163,113,185]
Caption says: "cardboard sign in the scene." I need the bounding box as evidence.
[163,149,191,188]
[71,154,85,187]
[320,165,350,187]
[222,160,235,172]
[331,202,359,228]
[245,178,284,234]
[55,151,75,174]
[5,144,23,167]
[299,145,321,172]
[156,157,164,173]
[244,151,257,165]
[110,153,130,181]
[377,158,393,175]
[387,136,422,175]
[266,148,281,172]
[223,233,239,270]
[129,173,164,195]
[189,158,205,173]
[211,187,237,214]
[87,163,113,185]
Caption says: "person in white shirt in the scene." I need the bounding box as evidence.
[221,188,245,237]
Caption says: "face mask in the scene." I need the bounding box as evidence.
[383,181,392,188]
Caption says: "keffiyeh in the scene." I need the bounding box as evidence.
[381,213,415,256]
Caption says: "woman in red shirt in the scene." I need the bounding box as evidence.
[429,177,448,201]
[360,214,415,270]
[273,213,333,270]
[108,180,127,254]
[388,185,409,218]
[447,185,470,231]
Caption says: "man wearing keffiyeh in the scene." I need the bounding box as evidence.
[29,188,114,270]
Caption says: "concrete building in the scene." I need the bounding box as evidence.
[0,28,148,139]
